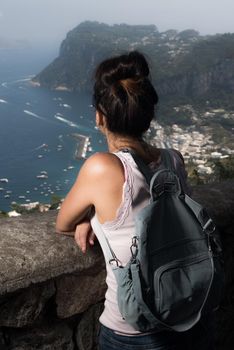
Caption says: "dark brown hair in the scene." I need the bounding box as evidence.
[93,51,158,138]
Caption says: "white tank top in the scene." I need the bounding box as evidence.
[91,150,190,335]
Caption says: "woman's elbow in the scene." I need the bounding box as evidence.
[56,209,67,232]
[55,222,75,236]
[55,221,65,234]
[55,216,73,235]
[55,225,65,234]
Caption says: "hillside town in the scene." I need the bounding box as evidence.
[148,106,234,177]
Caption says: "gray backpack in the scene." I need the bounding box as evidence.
[99,148,224,332]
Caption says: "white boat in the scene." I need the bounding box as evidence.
[36,174,48,179]
[0,178,9,183]
[63,104,71,108]
[0,99,8,104]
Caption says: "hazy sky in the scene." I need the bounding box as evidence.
[0,0,234,47]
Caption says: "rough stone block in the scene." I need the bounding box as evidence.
[0,281,55,327]
[0,211,105,295]
[5,322,74,350]
[76,302,104,350]
[55,269,106,318]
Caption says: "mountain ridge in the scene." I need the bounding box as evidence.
[33,21,234,109]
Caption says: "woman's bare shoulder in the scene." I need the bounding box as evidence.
[75,152,125,207]
[79,152,124,178]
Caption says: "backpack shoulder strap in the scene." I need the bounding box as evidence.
[128,148,175,186]
[129,152,153,186]
[91,216,122,268]
[160,148,176,172]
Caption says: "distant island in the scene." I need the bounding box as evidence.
[32,22,234,186]
[34,21,234,111]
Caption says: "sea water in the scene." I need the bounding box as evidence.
[0,48,106,212]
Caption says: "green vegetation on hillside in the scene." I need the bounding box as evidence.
[187,155,234,185]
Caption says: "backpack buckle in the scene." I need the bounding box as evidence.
[130,236,139,258]
[109,258,122,268]
[203,218,215,234]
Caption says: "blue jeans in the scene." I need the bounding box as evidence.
[99,320,215,350]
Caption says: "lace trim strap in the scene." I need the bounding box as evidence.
[101,152,134,231]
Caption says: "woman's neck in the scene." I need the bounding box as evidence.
[106,132,143,153]
[105,131,160,164]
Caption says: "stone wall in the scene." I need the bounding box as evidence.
[0,180,233,350]
[0,211,106,350]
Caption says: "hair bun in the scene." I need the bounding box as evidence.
[93,50,158,138]
[97,51,150,86]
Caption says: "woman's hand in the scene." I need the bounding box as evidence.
[74,221,96,253]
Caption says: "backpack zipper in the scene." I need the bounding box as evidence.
[149,237,206,256]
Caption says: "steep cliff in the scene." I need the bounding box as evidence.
[34,22,234,107]
[34,22,160,92]
[158,34,234,103]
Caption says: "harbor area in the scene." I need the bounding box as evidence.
[71,133,91,160]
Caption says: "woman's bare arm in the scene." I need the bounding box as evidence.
[56,155,100,233]
[55,152,125,234]
[74,221,96,253]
